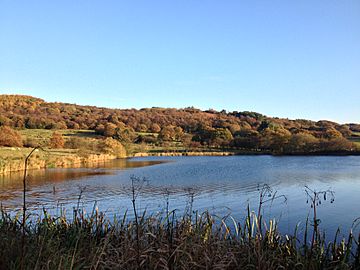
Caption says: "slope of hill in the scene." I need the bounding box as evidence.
[0,94,359,155]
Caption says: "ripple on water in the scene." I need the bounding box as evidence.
[1,156,360,238]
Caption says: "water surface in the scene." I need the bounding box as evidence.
[1,156,360,237]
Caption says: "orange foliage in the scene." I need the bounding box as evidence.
[0,126,23,147]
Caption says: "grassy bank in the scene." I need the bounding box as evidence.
[0,147,118,174]
[0,129,128,174]
[1,203,359,269]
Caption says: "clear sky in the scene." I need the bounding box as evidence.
[0,1,359,123]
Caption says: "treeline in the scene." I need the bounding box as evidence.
[0,94,359,154]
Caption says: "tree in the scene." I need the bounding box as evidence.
[335,125,352,137]
[174,126,184,140]
[95,124,105,135]
[115,127,136,143]
[150,123,161,133]
[67,121,80,129]
[136,124,148,132]
[257,120,270,132]
[0,116,11,127]
[158,126,176,141]
[323,127,342,139]
[55,121,68,129]
[320,137,354,152]
[181,133,194,148]
[349,124,360,132]
[260,127,291,152]
[211,128,233,147]
[286,133,319,153]
[0,126,23,147]
[49,132,64,149]
[232,129,260,149]
[191,126,215,146]
[227,123,241,134]
[98,137,126,158]
[103,123,117,137]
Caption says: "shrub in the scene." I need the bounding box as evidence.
[98,137,126,157]
[49,132,64,149]
[65,137,100,153]
[23,138,40,148]
[0,126,23,147]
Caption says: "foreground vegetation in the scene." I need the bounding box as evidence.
[1,204,359,269]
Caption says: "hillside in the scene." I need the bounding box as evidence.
[0,94,359,155]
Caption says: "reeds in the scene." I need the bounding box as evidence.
[0,199,359,269]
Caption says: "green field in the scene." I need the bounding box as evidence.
[2,128,360,163]
[347,132,360,149]
[137,132,159,137]
[19,129,98,145]
[0,147,78,161]
[2,129,170,159]
[1,130,103,164]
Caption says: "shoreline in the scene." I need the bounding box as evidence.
[131,149,360,157]
[1,148,360,175]
[132,151,236,157]
[0,150,118,175]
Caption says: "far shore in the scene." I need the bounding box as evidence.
[1,147,360,175]
[133,150,360,157]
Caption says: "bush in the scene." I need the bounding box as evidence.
[49,132,64,149]
[65,137,100,153]
[0,126,23,147]
[98,137,126,157]
[136,135,157,144]
[23,137,40,148]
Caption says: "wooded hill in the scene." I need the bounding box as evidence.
[0,94,359,154]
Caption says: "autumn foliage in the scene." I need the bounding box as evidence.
[49,132,64,149]
[0,94,358,154]
[0,126,23,147]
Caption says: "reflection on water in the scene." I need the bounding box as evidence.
[1,156,360,238]
[0,159,165,203]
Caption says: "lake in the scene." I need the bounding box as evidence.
[1,155,360,238]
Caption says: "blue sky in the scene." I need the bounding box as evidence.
[0,1,359,123]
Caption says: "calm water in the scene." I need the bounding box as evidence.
[1,156,360,237]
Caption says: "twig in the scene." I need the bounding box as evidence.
[21,146,44,270]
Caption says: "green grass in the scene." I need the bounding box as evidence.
[18,129,98,152]
[1,129,126,171]
[354,142,360,150]
[137,132,159,137]
[348,132,360,149]
[20,129,98,143]
[344,131,359,148]
[0,147,78,160]
[0,147,33,159]
[350,137,360,143]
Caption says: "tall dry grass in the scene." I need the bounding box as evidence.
[1,196,359,269]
